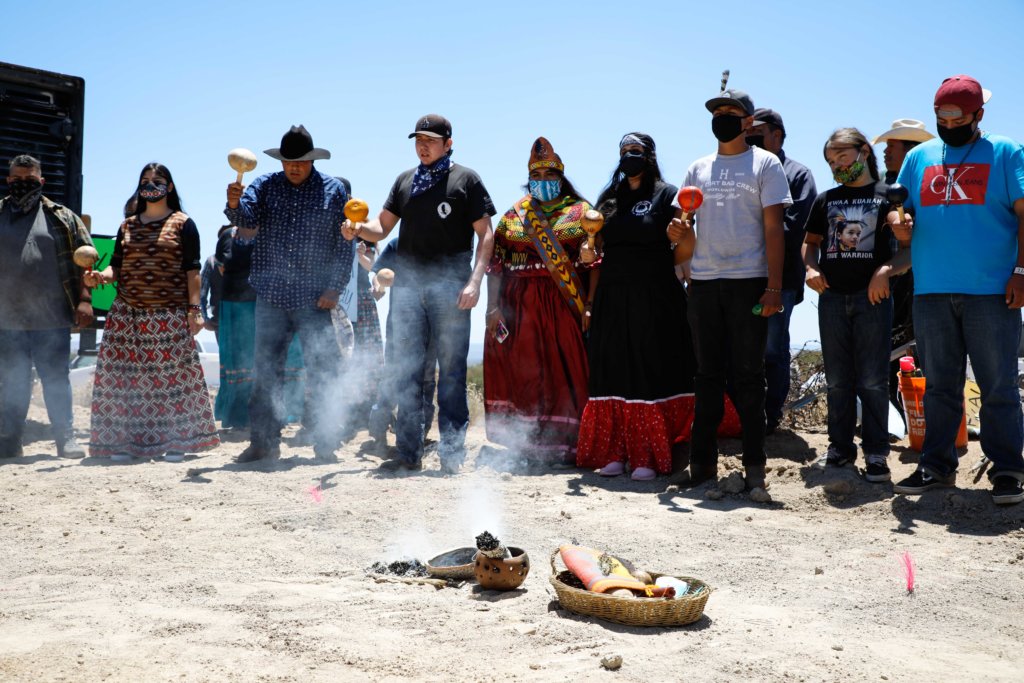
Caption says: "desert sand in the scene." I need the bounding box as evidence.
[1,386,1022,683]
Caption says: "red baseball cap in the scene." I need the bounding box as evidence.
[934,75,984,117]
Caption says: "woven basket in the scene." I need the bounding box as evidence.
[548,549,711,627]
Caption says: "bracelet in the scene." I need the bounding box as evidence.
[187,304,201,311]
[486,307,499,315]
[584,301,593,309]
[765,288,782,294]
[1014,266,1024,276]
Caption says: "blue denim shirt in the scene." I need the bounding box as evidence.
[224,168,353,310]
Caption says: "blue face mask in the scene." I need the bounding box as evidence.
[529,179,561,202]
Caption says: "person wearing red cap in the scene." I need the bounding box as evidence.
[481,137,592,469]
[889,75,1024,505]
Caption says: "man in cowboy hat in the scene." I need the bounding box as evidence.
[225,125,354,464]
[889,75,1024,505]
[343,114,495,474]
[872,119,936,426]
[872,119,935,184]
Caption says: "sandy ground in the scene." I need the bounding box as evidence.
[1,386,1022,683]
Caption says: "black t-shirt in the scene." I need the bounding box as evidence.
[383,163,495,276]
[805,181,893,294]
[598,181,678,285]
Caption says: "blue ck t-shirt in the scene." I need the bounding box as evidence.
[897,133,1024,295]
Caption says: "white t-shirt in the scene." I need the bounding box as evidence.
[679,147,792,280]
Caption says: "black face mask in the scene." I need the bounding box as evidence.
[7,177,43,212]
[139,181,169,202]
[937,116,977,147]
[618,151,647,178]
[712,114,745,143]
[745,134,765,149]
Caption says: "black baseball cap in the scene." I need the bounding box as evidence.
[705,88,755,116]
[408,114,452,139]
[752,108,785,133]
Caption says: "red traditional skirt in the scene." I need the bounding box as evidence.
[484,272,588,465]
[577,394,742,474]
[90,298,219,457]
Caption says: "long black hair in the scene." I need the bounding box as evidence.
[124,162,184,217]
[595,132,664,219]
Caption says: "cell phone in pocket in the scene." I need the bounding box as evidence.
[495,320,509,343]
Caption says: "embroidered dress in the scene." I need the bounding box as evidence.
[577,184,739,474]
[483,196,590,465]
[89,212,218,457]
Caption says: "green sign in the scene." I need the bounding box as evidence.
[89,235,117,313]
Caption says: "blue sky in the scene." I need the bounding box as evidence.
[5,0,1023,350]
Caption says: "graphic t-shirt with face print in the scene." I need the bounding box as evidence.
[804,181,893,294]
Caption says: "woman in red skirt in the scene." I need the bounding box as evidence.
[84,163,218,459]
[483,138,591,468]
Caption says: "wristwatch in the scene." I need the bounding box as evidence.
[1014,266,1024,276]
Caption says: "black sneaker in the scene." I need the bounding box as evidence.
[893,468,956,494]
[816,447,854,469]
[991,476,1024,506]
[864,457,891,483]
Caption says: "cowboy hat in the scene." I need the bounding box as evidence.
[872,119,935,145]
[264,125,331,161]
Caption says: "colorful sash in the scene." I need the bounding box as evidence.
[515,197,587,320]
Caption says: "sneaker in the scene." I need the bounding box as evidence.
[816,446,855,469]
[991,476,1024,506]
[668,463,718,488]
[56,436,87,459]
[893,468,956,494]
[863,455,891,483]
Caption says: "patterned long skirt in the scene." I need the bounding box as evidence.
[214,300,305,429]
[484,272,589,465]
[90,298,219,457]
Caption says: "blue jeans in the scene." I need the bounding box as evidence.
[250,301,343,451]
[818,290,893,458]
[688,277,769,468]
[913,295,1024,480]
[368,304,437,439]
[391,279,471,466]
[0,327,74,441]
[765,288,798,426]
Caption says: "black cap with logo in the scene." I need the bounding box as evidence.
[408,114,452,139]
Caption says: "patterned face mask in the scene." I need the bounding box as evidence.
[7,177,43,212]
[529,179,562,203]
[139,182,169,202]
[832,153,865,184]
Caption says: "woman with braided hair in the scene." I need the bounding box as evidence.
[483,137,592,468]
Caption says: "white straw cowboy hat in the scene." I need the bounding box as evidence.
[872,119,935,145]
